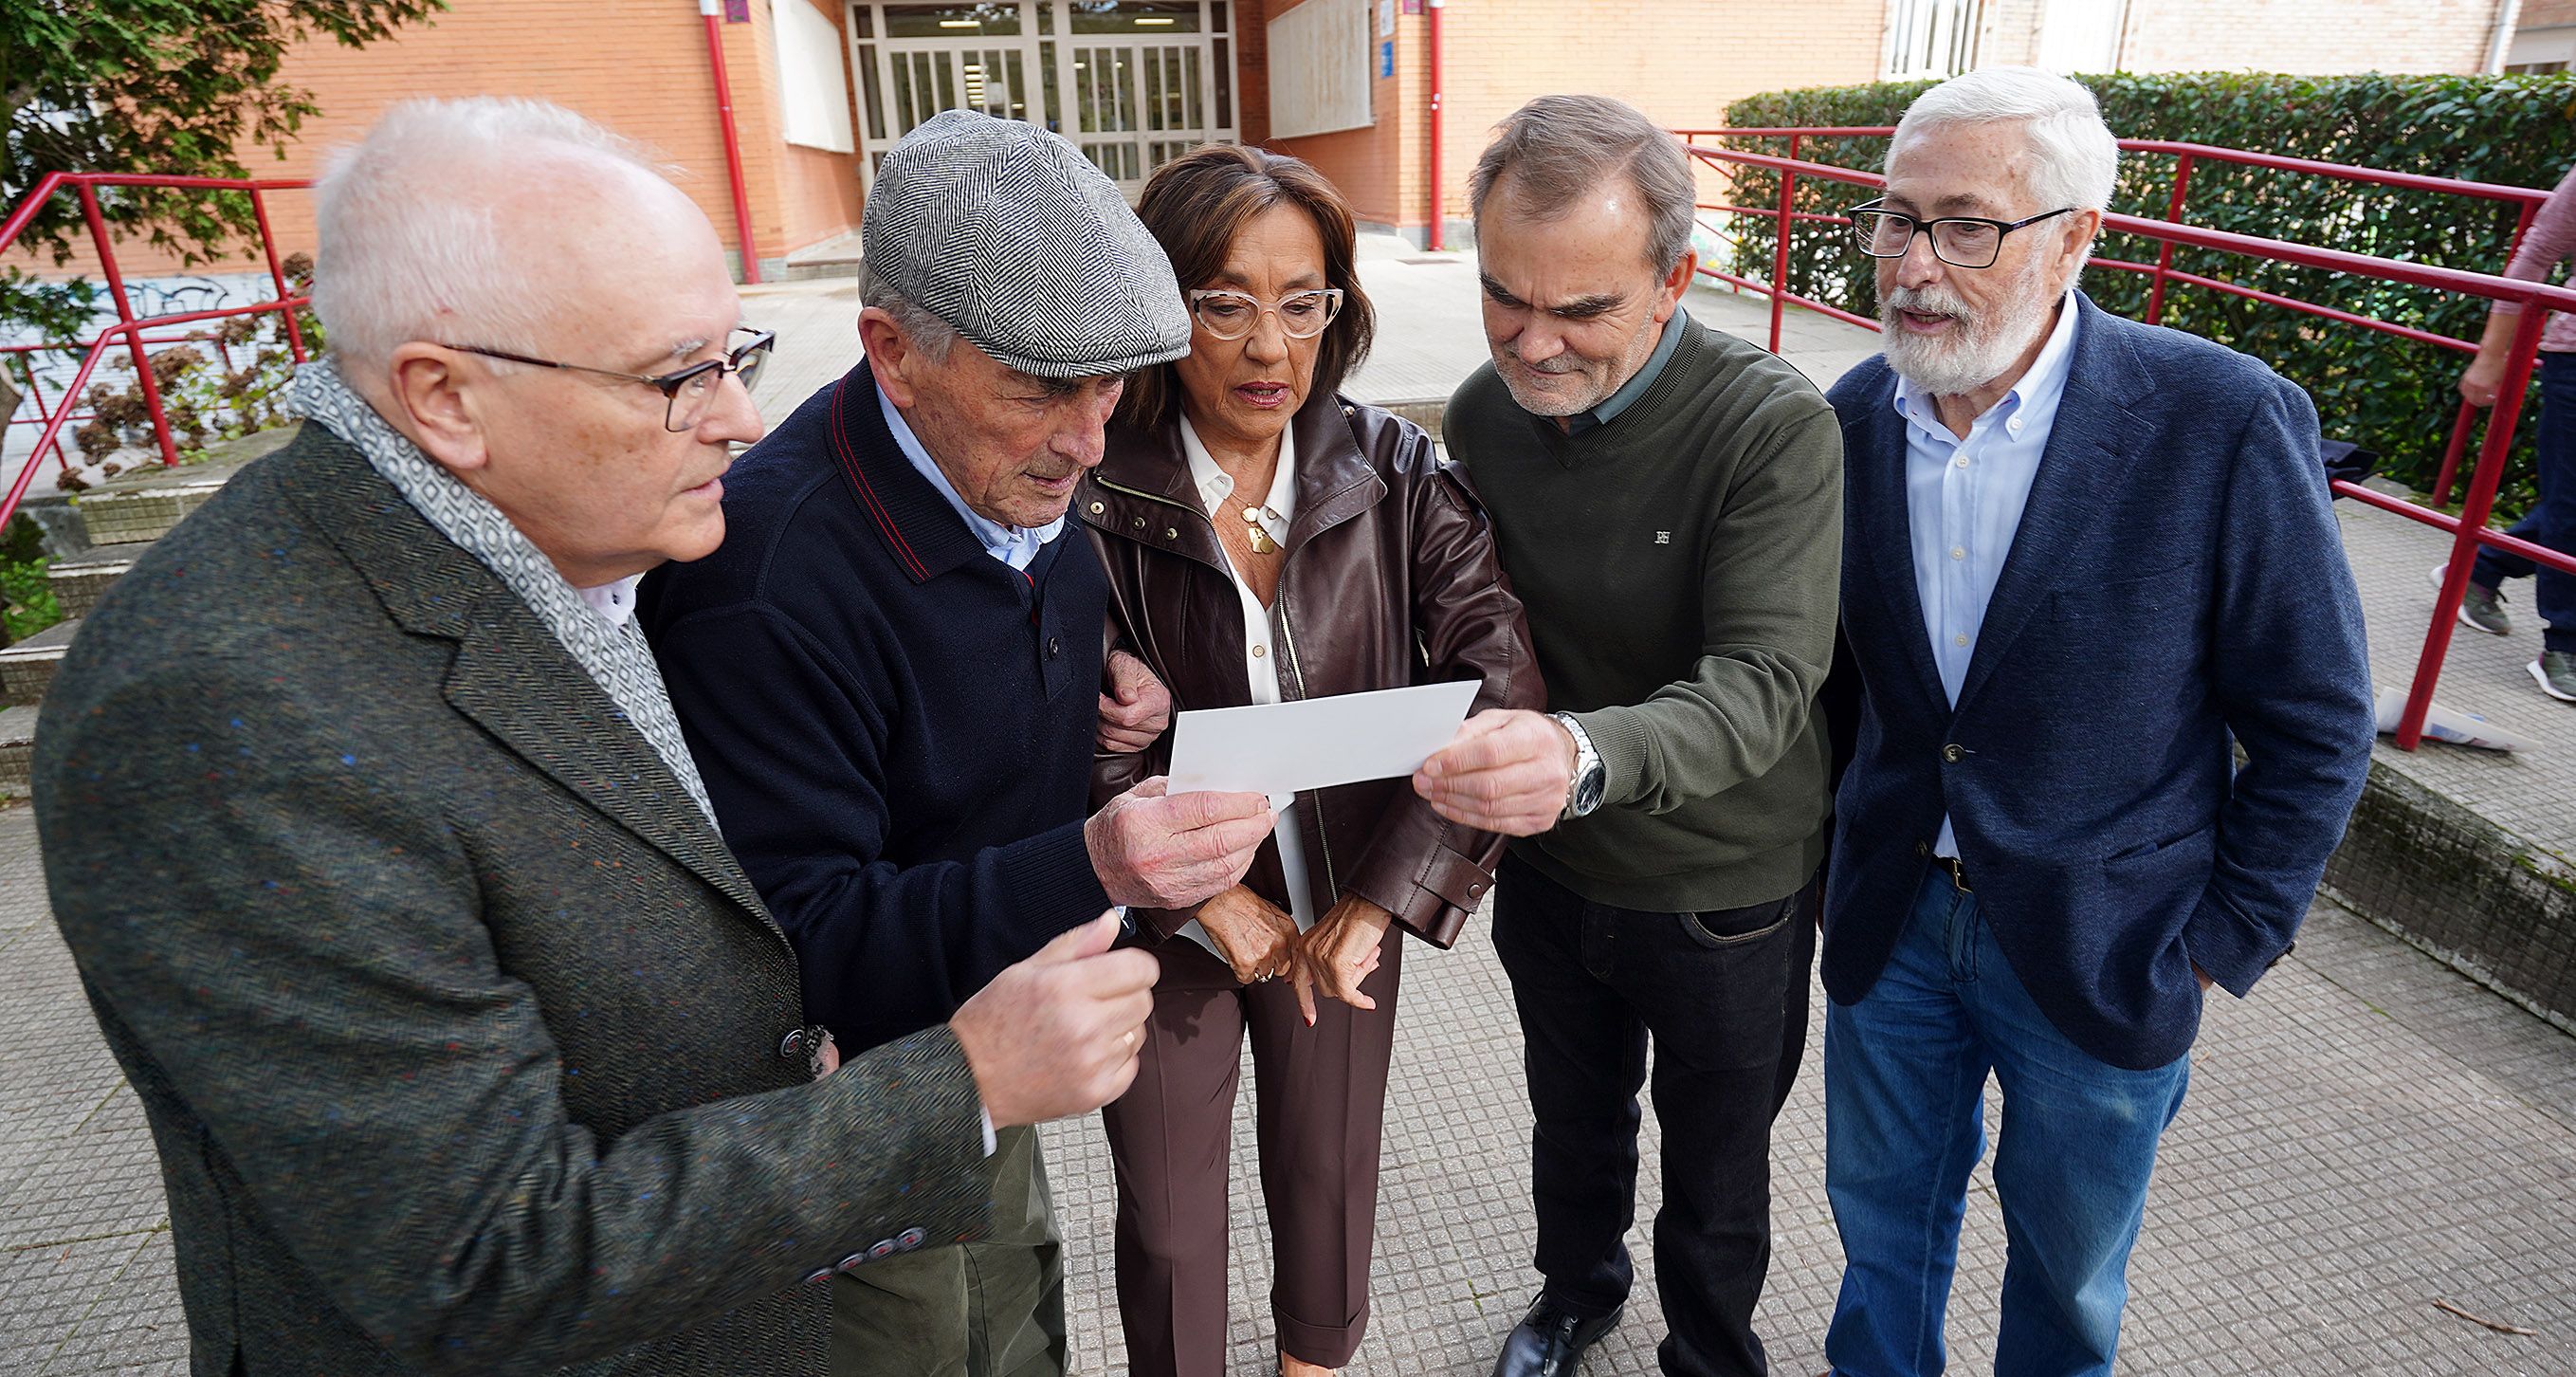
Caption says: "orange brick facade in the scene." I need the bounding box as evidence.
[12,0,865,283]
[1260,0,1885,243]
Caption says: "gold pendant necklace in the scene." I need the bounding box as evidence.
[1241,504,1282,556]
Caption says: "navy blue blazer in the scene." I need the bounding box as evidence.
[1823,292,2377,1071]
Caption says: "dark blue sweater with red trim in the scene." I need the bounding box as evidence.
[640,362,1113,1055]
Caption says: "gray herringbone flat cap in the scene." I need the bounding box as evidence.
[863,111,1190,377]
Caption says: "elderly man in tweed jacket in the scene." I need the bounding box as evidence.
[33,99,1160,1377]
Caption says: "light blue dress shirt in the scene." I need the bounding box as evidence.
[1893,294,2081,858]
[875,381,1062,569]
[1568,307,1688,434]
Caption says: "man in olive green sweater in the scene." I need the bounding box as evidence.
[1415,96,1844,1377]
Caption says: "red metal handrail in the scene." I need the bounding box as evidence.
[2,171,313,538]
[1676,130,2576,751]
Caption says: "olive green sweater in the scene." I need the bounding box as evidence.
[1448,317,1844,912]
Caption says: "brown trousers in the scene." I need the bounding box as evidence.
[1100,923,1403,1375]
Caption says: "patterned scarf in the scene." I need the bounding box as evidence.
[288,360,719,829]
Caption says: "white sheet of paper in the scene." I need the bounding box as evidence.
[1166,680,1481,811]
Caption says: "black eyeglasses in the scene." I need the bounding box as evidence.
[446,327,776,431]
[1850,201,2076,269]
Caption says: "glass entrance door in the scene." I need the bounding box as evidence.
[850,1,1236,196]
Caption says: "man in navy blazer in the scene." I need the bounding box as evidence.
[1818,70,2375,1377]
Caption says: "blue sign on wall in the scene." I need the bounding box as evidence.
[1379,39,1395,79]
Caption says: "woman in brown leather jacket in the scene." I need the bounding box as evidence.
[1081,145,1542,1377]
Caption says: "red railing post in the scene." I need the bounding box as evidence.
[1426,0,1444,251]
[700,0,763,286]
[16,360,70,469]
[77,182,181,468]
[250,188,309,363]
[1769,134,1799,355]
[2146,152,2193,325]
[2431,397,2478,508]
[2402,303,2549,748]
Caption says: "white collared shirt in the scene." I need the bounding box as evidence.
[1176,413,1320,953]
[1892,294,2081,858]
[576,575,644,629]
[876,382,1061,568]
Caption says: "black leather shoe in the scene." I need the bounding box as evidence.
[1491,1295,1622,1377]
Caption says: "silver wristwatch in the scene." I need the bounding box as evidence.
[1551,711,1606,819]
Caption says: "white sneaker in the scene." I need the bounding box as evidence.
[2432,562,2512,635]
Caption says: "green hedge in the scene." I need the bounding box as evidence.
[1715,72,2576,516]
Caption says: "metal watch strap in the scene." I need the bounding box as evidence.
[1551,711,1603,819]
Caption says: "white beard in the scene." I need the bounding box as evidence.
[1880,259,2062,399]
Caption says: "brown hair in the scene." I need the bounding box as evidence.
[1117,144,1377,431]
[1470,95,1696,273]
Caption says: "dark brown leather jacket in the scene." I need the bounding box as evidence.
[1082,394,1544,948]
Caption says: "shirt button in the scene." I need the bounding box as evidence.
[1047,636,1062,659]
[1955,455,1970,468]
[1953,633,1969,647]
[1950,546,1965,560]
[1251,644,1266,658]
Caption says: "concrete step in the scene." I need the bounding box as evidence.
[0,618,77,707]
[781,230,862,283]
[46,549,137,622]
[73,423,298,546]
[0,704,32,799]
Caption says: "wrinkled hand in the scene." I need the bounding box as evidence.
[1087,777,1274,909]
[2459,357,2507,409]
[1097,650,1171,754]
[950,912,1160,1128]
[1293,896,1392,1025]
[1413,708,1579,836]
[1197,885,1302,985]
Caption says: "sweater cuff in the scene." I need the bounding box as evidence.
[995,820,1115,952]
[1571,706,1653,811]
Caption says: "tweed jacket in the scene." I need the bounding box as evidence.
[1823,292,2376,1071]
[33,427,990,1376]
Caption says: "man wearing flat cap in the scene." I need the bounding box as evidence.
[644,111,1273,1377]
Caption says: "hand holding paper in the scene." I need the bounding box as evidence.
[1413,707,1582,836]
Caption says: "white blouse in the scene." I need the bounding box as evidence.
[1175,413,1322,957]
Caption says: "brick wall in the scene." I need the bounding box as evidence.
[2116,0,2505,77]
[9,0,865,285]
[1258,0,1884,240]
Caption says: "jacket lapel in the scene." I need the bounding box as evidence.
[1952,295,2141,714]
[282,431,781,938]
[1845,366,1948,717]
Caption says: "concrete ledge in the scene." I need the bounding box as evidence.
[0,704,31,799]
[2324,757,2576,1036]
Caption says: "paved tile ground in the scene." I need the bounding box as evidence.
[6,248,2574,1374]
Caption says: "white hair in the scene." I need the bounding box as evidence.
[1891,66,2120,216]
[312,98,668,372]
[858,261,959,363]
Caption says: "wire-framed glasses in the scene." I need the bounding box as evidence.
[1849,201,2075,269]
[446,327,776,431]
[1186,288,1345,341]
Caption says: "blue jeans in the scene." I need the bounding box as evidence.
[2473,350,2576,654]
[1822,872,2189,1377]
